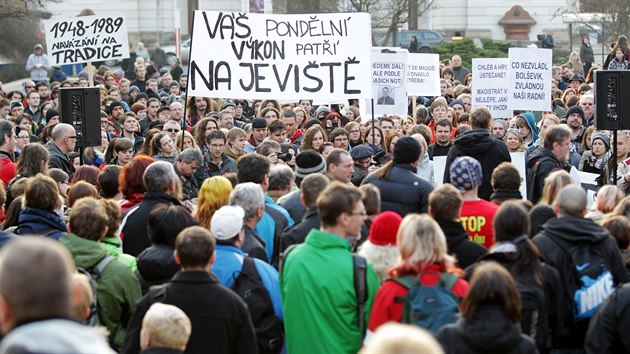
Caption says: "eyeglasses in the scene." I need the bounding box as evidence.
[165,128,181,133]
[581,102,594,106]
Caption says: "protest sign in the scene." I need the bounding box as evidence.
[188,11,372,100]
[406,53,440,97]
[362,48,408,117]
[509,151,527,199]
[507,48,552,112]
[577,171,598,210]
[472,58,510,118]
[44,16,129,66]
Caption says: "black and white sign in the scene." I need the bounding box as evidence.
[188,11,372,100]
[44,16,129,66]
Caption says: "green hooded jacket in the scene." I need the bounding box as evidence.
[60,233,141,350]
[100,236,137,272]
[280,229,379,354]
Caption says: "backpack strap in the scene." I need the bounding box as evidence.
[353,254,368,339]
[241,256,259,279]
[438,273,459,291]
[279,244,298,275]
[90,255,115,281]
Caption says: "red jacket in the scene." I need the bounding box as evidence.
[368,263,468,332]
[0,154,16,187]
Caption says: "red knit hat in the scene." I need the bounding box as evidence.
[368,211,403,246]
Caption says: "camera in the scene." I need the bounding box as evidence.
[277,153,292,162]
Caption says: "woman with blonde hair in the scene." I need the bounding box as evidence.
[345,121,362,147]
[174,130,199,152]
[224,127,247,161]
[367,214,468,336]
[539,169,573,205]
[195,176,233,229]
[566,51,584,76]
[585,185,625,223]
[503,129,528,153]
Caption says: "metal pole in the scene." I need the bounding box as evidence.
[180,7,196,152]
[156,0,160,44]
[371,99,375,151]
[613,130,617,186]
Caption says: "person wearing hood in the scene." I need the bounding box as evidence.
[25,44,51,83]
[511,113,539,148]
[443,107,511,201]
[533,185,628,352]
[436,262,537,354]
[429,184,487,269]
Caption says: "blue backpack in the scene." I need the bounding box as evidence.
[392,272,460,334]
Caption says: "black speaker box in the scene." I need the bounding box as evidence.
[58,88,102,148]
[595,70,630,130]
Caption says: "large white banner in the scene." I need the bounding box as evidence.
[406,53,440,97]
[188,11,373,100]
[472,58,510,118]
[508,48,552,111]
[44,16,129,66]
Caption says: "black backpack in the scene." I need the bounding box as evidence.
[516,279,550,352]
[231,257,284,354]
[549,236,615,327]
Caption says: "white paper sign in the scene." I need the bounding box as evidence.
[577,171,598,209]
[44,16,129,66]
[509,151,527,200]
[433,156,447,186]
[188,11,373,100]
[364,48,408,117]
[507,48,552,111]
[472,58,510,118]
[406,53,440,96]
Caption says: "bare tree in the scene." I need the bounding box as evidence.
[0,0,58,20]
[554,0,630,46]
[344,0,437,46]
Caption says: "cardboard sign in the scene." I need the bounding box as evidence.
[44,16,129,66]
[188,11,373,100]
[406,53,440,97]
[508,48,553,111]
[472,58,510,118]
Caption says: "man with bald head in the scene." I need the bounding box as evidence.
[451,55,470,82]
[533,185,628,352]
[45,123,77,178]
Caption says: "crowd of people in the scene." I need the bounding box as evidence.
[0,34,629,354]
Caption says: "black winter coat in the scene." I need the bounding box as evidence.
[362,163,433,216]
[121,192,182,257]
[443,129,511,201]
[526,146,563,204]
[121,271,257,354]
[585,283,630,354]
[281,207,320,252]
[136,244,180,294]
[436,219,487,269]
[533,216,629,349]
[45,141,75,181]
[436,304,538,354]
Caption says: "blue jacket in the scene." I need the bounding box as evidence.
[16,207,67,239]
[213,244,283,320]
[254,196,294,263]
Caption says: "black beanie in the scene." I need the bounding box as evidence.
[393,136,421,164]
[46,109,59,121]
[295,151,326,179]
[565,105,585,122]
[108,101,124,115]
[529,204,556,237]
